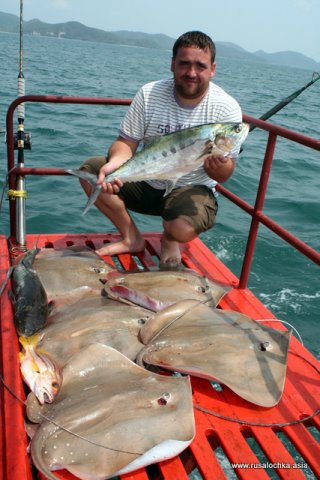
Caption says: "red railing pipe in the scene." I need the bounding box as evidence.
[238,131,277,288]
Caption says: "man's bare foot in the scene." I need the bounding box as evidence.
[96,236,145,256]
[159,234,182,270]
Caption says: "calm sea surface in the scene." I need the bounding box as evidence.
[0,33,319,359]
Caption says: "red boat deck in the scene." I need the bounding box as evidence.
[1,232,319,480]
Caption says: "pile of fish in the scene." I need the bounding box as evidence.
[6,244,291,480]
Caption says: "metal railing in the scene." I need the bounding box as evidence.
[6,95,320,288]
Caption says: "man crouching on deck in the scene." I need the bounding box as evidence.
[79,31,243,269]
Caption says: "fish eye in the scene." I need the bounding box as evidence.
[234,124,242,133]
[197,286,207,293]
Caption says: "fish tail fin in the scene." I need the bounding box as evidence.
[65,169,101,215]
[82,185,102,215]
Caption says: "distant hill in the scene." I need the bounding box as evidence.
[0,11,319,71]
[254,50,320,71]
[0,11,19,29]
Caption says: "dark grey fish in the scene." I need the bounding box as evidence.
[10,245,49,337]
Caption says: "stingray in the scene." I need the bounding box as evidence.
[137,299,291,407]
[20,294,151,403]
[33,246,114,303]
[26,344,195,480]
[104,269,230,311]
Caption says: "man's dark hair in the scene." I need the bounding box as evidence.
[172,31,216,63]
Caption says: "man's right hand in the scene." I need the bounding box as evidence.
[97,136,138,193]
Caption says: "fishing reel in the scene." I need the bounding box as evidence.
[13,131,32,150]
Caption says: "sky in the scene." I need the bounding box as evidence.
[0,0,319,62]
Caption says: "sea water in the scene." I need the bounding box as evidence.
[0,32,319,360]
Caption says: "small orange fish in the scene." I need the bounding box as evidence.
[19,334,62,404]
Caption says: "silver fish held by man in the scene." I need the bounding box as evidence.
[66,122,249,215]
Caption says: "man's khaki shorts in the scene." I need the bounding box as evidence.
[80,156,218,234]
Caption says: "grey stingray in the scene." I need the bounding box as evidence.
[104,269,230,311]
[137,299,291,407]
[33,246,114,302]
[27,344,195,480]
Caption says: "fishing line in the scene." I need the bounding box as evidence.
[193,404,320,428]
[194,349,320,427]
[255,318,304,346]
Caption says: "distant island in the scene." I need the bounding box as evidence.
[1,10,319,71]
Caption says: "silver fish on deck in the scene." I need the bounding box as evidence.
[66,122,249,214]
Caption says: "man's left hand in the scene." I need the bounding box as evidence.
[204,155,235,183]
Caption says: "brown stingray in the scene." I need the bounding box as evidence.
[104,269,230,311]
[137,299,291,407]
[33,246,114,302]
[27,344,195,480]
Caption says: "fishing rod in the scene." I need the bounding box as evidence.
[10,0,31,249]
[249,71,320,132]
